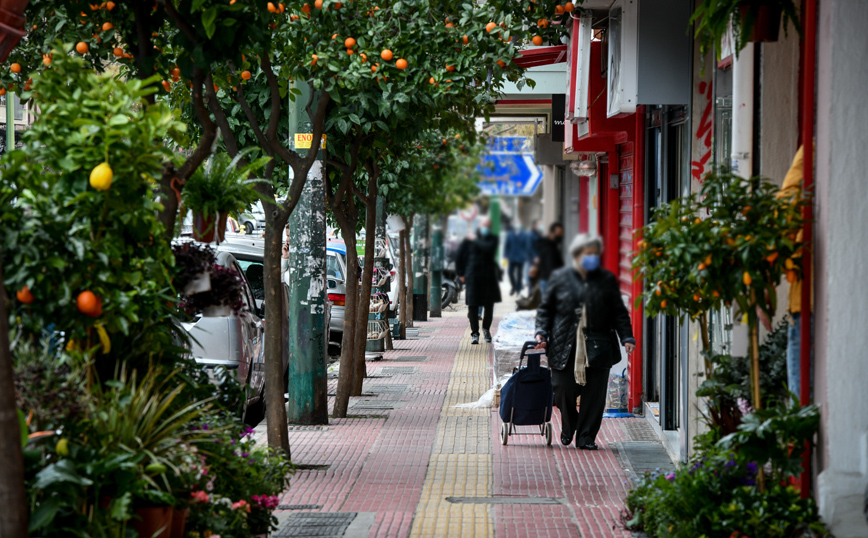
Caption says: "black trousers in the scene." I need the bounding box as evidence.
[508,261,524,294]
[468,303,494,336]
[551,348,610,446]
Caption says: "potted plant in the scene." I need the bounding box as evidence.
[690,0,801,61]
[181,149,270,244]
[180,264,247,317]
[172,242,216,296]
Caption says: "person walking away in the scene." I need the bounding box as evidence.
[505,224,529,296]
[525,219,542,288]
[534,234,635,449]
[456,217,502,344]
[535,222,565,295]
[516,264,543,311]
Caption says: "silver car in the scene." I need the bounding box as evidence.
[327,241,348,343]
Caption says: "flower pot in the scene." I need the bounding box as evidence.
[202,304,231,317]
[192,212,216,243]
[132,505,174,538]
[739,3,782,43]
[215,212,228,244]
[183,271,212,296]
[170,507,189,538]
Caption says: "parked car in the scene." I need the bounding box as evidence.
[182,248,273,425]
[238,201,266,235]
[327,240,348,344]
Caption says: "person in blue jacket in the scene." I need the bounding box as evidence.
[504,223,530,296]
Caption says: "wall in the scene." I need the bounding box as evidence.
[814,0,868,535]
[541,164,559,228]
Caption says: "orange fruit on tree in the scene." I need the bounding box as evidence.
[42,54,52,65]
[486,21,497,33]
[380,49,393,61]
[113,46,123,57]
[693,294,701,302]
[371,65,377,73]
[395,58,408,69]
[241,70,252,80]
[554,5,564,14]
[660,299,667,309]
[462,35,469,44]
[161,80,171,91]
[445,64,455,72]
[267,1,277,11]
[537,18,549,27]
[785,258,796,270]
[16,286,34,304]
[314,0,323,9]
[0,88,6,96]
[102,22,113,31]
[346,48,354,55]
[171,67,180,78]
[564,2,575,12]
[704,254,712,266]
[765,252,779,263]
[106,0,115,9]
[279,2,286,12]
[429,77,435,84]
[712,290,720,298]
[698,263,706,271]
[334,2,341,8]
[655,288,662,296]
[301,3,311,13]
[496,59,506,68]
[344,37,356,48]
[360,53,367,62]
[532,35,543,46]
[742,271,752,286]
[311,54,318,66]
[76,41,89,54]
[786,270,798,283]
[77,291,102,317]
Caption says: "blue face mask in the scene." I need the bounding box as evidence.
[581,254,601,272]
[479,227,489,236]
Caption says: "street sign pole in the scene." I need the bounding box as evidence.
[286,83,328,425]
[5,92,14,153]
[412,214,429,321]
[429,217,443,318]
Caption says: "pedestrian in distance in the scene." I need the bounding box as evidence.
[456,217,502,345]
[525,219,543,288]
[534,234,635,450]
[535,222,565,295]
[505,223,530,296]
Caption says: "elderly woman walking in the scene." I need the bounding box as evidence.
[534,234,635,449]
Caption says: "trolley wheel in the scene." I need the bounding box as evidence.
[544,423,553,446]
[500,423,509,446]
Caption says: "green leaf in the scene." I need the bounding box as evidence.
[110,491,133,521]
[202,7,219,40]
[28,497,61,532]
[34,460,93,489]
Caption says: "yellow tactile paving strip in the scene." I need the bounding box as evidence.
[409,327,495,538]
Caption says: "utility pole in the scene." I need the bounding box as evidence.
[5,92,14,154]
[490,197,501,257]
[412,214,429,321]
[428,217,443,318]
[286,83,328,424]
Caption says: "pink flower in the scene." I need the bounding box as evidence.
[232,500,251,513]
[190,490,209,504]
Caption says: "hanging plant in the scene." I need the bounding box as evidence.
[690,0,802,62]
[179,264,247,317]
[172,242,216,296]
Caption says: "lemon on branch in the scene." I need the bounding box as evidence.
[89,162,113,191]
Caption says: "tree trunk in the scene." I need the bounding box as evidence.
[698,312,712,378]
[351,193,378,396]
[0,248,28,538]
[397,228,408,340]
[332,230,358,418]
[262,213,290,457]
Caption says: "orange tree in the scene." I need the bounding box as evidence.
[633,170,806,415]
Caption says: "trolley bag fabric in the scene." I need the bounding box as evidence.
[498,353,554,425]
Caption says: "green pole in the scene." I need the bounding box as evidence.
[366,196,388,353]
[429,217,443,318]
[411,214,429,321]
[490,197,501,258]
[286,83,328,425]
[5,92,14,154]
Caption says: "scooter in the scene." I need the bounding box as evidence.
[441,260,463,310]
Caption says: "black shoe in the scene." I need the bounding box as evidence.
[483,329,492,343]
[560,433,573,446]
[471,334,479,345]
[578,442,598,451]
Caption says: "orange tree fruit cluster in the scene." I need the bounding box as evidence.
[1,48,182,351]
[633,169,807,324]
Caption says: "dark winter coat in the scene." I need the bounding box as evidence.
[535,266,635,371]
[535,237,564,280]
[456,233,502,306]
[504,230,529,263]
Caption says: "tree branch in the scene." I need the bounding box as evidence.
[205,74,242,158]
[260,53,283,142]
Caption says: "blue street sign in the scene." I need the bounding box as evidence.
[477,137,543,197]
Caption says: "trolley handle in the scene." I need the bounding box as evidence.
[520,340,545,356]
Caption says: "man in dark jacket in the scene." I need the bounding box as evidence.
[504,224,530,296]
[534,234,634,449]
[456,217,501,344]
[535,222,565,294]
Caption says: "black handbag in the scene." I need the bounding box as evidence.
[583,328,618,369]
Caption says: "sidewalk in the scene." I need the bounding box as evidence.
[259,300,672,538]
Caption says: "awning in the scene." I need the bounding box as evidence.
[513,45,568,68]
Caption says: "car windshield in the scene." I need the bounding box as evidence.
[327,253,344,280]
[237,259,265,300]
